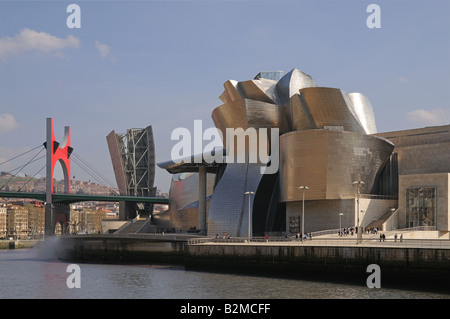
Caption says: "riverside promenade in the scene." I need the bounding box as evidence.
[53,231,450,291]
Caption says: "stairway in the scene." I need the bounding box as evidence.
[365,208,397,231]
[115,219,147,234]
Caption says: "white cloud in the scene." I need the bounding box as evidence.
[95,40,109,58]
[0,28,80,59]
[0,113,18,132]
[405,108,450,126]
[95,40,115,61]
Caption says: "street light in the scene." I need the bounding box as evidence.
[298,186,309,241]
[244,191,255,241]
[339,212,343,236]
[352,180,364,244]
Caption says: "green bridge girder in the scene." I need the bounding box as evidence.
[0,191,169,205]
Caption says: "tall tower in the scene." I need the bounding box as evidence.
[106,126,156,220]
[45,118,73,236]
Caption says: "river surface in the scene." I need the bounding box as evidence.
[0,248,449,299]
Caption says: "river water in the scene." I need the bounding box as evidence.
[1,247,449,300]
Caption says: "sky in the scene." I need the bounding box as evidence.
[0,0,449,193]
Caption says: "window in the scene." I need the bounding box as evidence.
[406,187,436,228]
[289,215,300,233]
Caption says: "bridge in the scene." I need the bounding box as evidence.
[0,118,169,236]
[0,191,169,205]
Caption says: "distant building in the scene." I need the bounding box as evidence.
[376,125,450,232]
[6,205,28,239]
[27,204,45,239]
[71,208,117,234]
[0,206,6,238]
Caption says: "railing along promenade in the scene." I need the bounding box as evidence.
[188,227,450,249]
[188,236,450,249]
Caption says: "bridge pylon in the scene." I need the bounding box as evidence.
[44,118,73,236]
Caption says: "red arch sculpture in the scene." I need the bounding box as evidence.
[45,118,73,236]
[46,117,72,203]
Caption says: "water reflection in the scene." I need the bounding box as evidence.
[0,248,449,299]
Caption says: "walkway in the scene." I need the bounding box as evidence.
[188,232,450,249]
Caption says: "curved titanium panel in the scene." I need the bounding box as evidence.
[211,98,287,164]
[237,78,282,105]
[207,162,263,237]
[347,92,377,134]
[219,80,241,104]
[212,99,248,134]
[279,129,394,202]
[153,172,215,230]
[289,87,367,134]
[276,68,317,105]
[244,99,290,133]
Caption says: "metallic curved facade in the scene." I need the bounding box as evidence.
[237,79,279,105]
[347,92,377,134]
[288,87,367,134]
[276,68,317,105]
[157,67,397,236]
[207,163,262,237]
[279,129,394,202]
[212,98,289,135]
[153,172,216,230]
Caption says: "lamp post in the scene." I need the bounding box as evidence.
[352,180,364,244]
[339,212,343,236]
[244,191,255,241]
[298,186,309,241]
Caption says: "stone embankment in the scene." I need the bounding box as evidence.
[52,234,450,290]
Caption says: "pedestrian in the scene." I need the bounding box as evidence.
[400,234,403,242]
[394,233,398,242]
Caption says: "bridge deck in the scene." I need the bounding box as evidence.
[0,191,169,204]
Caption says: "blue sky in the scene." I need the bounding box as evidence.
[0,0,449,192]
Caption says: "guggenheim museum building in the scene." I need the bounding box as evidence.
[142,68,449,238]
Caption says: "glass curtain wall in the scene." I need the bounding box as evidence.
[406,187,436,228]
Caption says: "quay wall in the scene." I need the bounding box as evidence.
[55,235,187,264]
[185,244,450,288]
[54,235,450,289]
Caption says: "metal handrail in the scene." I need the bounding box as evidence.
[187,234,450,249]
